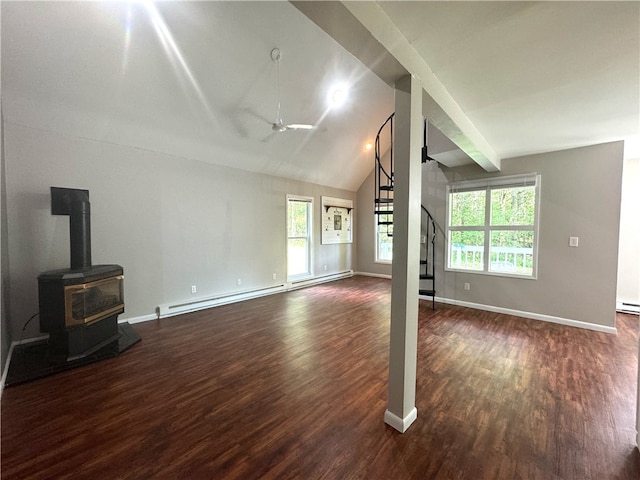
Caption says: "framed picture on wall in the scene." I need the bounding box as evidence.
[321,196,353,244]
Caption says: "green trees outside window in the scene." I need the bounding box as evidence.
[447,175,539,277]
[287,196,312,279]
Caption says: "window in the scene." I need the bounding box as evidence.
[287,195,313,280]
[375,204,393,263]
[446,173,540,278]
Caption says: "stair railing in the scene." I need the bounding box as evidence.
[419,205,437,310]
[374,113,438,309]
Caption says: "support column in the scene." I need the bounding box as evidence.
[384,75,422,433]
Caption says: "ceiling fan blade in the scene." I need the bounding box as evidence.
[286,124,315,130]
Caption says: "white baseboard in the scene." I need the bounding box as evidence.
[285,270,354,291]
[158,284,287,319]
[355,271,392,280]
[157,271,354,320]
[119,313,158,324]
[384,407,417,433]
[423,295,617,334]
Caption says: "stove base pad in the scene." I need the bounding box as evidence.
[4,322,140,387]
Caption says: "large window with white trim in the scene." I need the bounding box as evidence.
[287,195,313,280]
[446,173,541,278]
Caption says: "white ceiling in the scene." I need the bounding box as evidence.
[1,1,394,191]
[2,1,639,192]
[376,1,640,161]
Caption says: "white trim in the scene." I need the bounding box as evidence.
[420,294,617,334]
[448,173,539,191]
[616,301,640,315]
[355,271,392,280]
[157,271,354,320]
[384,407,418,433]
[445,173,541,279]
[119,313,158,324]
[287,194,314,280]
[375,203,393,263]
[285,270,353,291]
[158,284,286,319]
[1,342,16,395]
[1,335,49,396]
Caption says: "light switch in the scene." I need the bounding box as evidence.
[569,236,579,247]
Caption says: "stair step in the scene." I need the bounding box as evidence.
[375,198,394,204]
[379,185,394,191]
[419,274,434,280]
[374,210,393,215]
[419,289,435,297]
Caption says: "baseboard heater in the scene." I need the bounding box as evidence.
[158,285,286,319]
[286,270,353,291]
[617,302,640,315]
[157,270,353,319]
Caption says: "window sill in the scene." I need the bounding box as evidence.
[445,267,537,280]
[374,260,392,265]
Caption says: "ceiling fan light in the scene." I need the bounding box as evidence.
[328,85,348,107]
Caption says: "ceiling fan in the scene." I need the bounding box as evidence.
[268,48,315,133]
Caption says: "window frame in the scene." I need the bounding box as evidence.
[286,195,314,281]
[445,173,541,279]
[375,204,393,264]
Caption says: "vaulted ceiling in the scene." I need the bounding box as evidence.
[2,1,394,191]
[2,2,638,191]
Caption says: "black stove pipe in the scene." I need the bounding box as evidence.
[51,187,92,270]
[69,199,91,269]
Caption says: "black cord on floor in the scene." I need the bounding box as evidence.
[19,312,39,344]
[16,311,41,373]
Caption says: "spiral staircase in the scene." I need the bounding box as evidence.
[374,113,437,309]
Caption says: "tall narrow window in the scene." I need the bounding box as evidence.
[287,195,313,280]
[375,204,393,263]
[446,174,540,278]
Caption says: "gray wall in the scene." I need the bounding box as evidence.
[3,122,355,340]
[1,106,11,375]
[356,168,392,277]
[356,128,393,277]
[358,141,624,329]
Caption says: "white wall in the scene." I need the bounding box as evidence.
[357,141,625,330]
[4,122,355,340]
[617,157,640,308]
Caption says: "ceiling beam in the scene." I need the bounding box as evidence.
[292,1,500,172]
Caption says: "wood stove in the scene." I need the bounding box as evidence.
[38,187,125,360]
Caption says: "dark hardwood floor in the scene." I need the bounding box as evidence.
[2,276,638,479]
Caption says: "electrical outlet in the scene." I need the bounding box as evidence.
[272,273,277,280]
[191,285,197,294]
[323,264,328,271]
[237,278,242,286]
[569,236,579,247]
[464,283,470,291]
